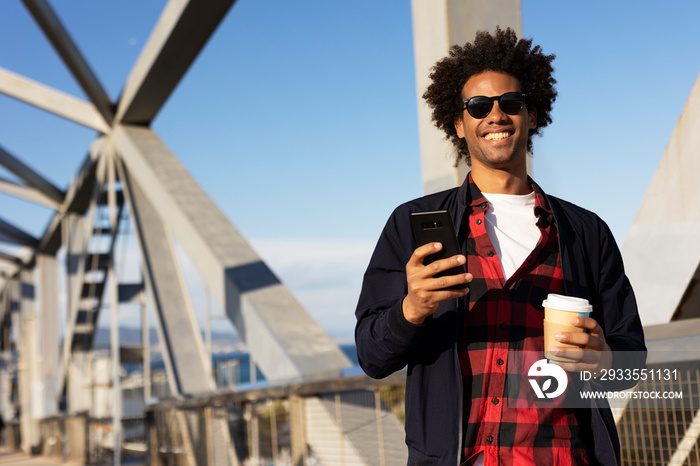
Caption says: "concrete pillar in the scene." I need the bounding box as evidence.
[622,73,700,326]
[411,0,522,194]
[38,254,59,418]
[67,351,92,414]
[0,351,11,434]
[17,269,40,452]
[289,395,307,466]
[0,290,14,436]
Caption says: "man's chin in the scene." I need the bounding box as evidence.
[471,151,525,170]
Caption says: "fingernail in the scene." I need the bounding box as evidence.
[555,333,564,340]
[570,317,579,325]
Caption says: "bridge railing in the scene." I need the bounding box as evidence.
[145,368,407,465]
[28,355,700,465]
[27,368,406,465]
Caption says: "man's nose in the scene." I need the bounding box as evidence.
[487,101,510,122]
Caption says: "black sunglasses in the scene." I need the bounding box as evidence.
[462,92,527,119]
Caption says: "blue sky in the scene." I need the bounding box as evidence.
[0,1,698,342]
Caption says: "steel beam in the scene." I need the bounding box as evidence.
[37,136,105,256]
[58,212,91,397]
[119,160,213,395]
[59,153,107,392]
[622,72,700,326]
[113,125,352,383]
[62,137,106,214]
[0,256,21,284]
[0,145,64,205]
[114,0,236,125]
[0,177,60,209]
[0,251,21,265]
[0,290,6,354]
[0,67,109,133]
[0,217,38,248]
[21,0,114,126]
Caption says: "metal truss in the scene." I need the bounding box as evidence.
[0,0,352,461]
[621,73,700,326]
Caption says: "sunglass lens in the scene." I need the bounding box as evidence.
[499,93,525,115]
[467,97,492,119]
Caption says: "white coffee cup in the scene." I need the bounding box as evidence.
[542,294,592,362]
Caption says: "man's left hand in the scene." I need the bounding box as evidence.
[549,316,612,374]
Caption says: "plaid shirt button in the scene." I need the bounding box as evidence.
[461,176,586,463]
[497,359,504,365]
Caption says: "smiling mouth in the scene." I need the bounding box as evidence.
[483,131,513,141]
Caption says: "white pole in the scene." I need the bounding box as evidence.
[141,288,151,402]
[205,286,213,380]
[109,265,122,466]
[107,154,122,466]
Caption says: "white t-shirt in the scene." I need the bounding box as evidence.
[481,191,540,281]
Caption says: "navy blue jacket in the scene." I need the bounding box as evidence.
[355,178,646,465]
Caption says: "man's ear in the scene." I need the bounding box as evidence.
[528,106,537,130]
[454,117,465,138]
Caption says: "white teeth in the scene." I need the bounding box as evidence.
[484,132,511,140]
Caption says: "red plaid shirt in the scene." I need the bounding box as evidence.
[460,175,589,465]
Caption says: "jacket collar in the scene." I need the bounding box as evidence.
[456,172,553,232]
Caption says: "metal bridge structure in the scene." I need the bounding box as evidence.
[0,0,357,463]
[1,0,699,465]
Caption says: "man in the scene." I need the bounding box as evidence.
[355,28,645,465]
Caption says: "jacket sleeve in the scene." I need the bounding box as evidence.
[593,217,647,391]
[354,207,425,379]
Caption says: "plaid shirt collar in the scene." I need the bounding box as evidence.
[457,172,553,231]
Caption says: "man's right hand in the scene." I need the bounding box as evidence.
[403,242,472,325]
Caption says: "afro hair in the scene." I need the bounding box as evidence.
[422,27,557,166]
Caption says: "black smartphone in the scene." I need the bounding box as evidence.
[410,210,466,283]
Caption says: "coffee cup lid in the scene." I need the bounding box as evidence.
[542,293,592,313]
